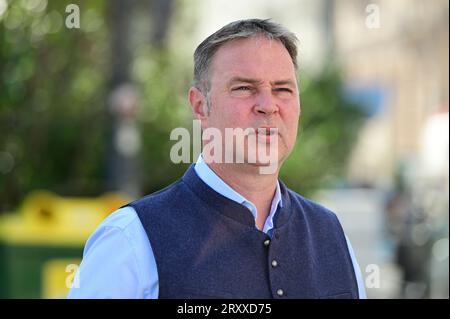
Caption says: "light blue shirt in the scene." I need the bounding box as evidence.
[68,155,367,299]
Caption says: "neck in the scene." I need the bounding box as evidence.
[207,161,280,230]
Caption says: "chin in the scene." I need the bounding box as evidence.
[244,155,281,167]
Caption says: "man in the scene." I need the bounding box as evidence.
[68,19,366,299]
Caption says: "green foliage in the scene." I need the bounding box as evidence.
[0,0,109,210]
[132,46,193,193]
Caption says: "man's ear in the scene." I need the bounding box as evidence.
[188,87,208,120]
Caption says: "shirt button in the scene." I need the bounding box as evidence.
[274,232,280,239]
[271,260,278,267]
[277,289,284,297]
[264,239,270,246]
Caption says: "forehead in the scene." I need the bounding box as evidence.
[209,36,297,84]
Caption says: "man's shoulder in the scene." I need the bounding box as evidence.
[125,178,193,216]
[131,179,184,204]
[284,186,348,242]
[285,186,340,223]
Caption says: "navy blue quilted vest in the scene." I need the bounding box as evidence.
[129,165,359,299]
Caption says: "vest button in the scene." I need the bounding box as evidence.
[264,239,270,246]
[277,289,284,297]
[271,260,278,267]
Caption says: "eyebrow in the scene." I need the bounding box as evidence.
[271,80,297,88]
[227,77,296,88]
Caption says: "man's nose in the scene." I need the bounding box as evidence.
[254,90,278,115]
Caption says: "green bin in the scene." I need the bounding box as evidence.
[0,191,129,298]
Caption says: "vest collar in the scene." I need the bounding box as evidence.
[181,165,293,229]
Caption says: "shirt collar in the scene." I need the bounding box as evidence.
[194,154,283,228]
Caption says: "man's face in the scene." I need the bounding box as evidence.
[196,36,300,170]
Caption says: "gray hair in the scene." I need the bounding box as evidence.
[193,19,299,112]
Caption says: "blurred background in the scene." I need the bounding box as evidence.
[0,0,448,298]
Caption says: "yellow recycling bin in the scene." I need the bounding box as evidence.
[0,191,130,298]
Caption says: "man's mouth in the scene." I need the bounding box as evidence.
[255,127,279,142]
[256,127,278,135]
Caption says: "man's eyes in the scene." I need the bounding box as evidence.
[274,88,293,93]
[232,86,253,91]
[231,86,293,93]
